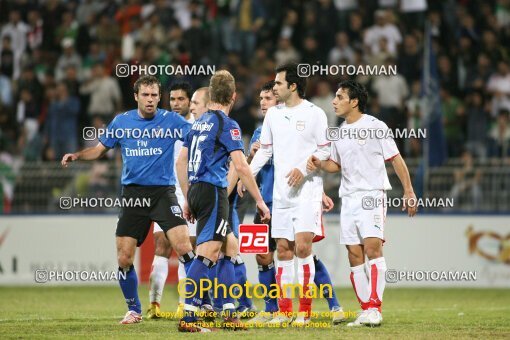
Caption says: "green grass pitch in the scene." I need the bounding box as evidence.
[1,286,509,339]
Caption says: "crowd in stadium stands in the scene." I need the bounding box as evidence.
[1,0,510,206]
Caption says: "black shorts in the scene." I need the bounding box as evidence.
[254,208,276,252]
[116,185,186,246]
[188,182,231,245]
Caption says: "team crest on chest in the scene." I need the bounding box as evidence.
[296,121,306,131]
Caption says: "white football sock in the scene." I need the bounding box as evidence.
[368,257,387,311]
[350,263,370,310]
[149,255,168,305]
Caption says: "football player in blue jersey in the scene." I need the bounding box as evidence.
[61,75,195,324]
[176,70,270,332]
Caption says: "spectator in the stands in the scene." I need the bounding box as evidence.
[79,63,122,121]
[486,60,510,118]
[44,82,80,160]
[55,38,82,81]
[465,90,490,160]
[364,9,402,57]
[488,109,510,158]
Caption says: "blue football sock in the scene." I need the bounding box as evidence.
[118,265,141,314]
[182,256,212,322]
[179,250,195,274]
[314,255,340,310]
[209,265,222,311]
[258,262,278,312]
[234,258,253,308]
[217,256,236,317]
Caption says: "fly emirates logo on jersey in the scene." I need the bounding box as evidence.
[124,140,163,157]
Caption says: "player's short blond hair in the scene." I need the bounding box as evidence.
[209,70,235,105]
[196,87,210,106]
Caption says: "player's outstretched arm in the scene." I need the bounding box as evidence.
[250,144,272,177]
[231,150,270,223]
[307,155,341,173]
[391,154,417,217]
[61,143,109,167]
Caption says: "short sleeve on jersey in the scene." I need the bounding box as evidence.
[330,141,341,165]
[99,115,120,149]
[220,119,244,153]
[376,121,399,160]
[314,108,330,146]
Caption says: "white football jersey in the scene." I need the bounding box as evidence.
[174,115,195,202]
[258,100,330,208]
[330,114,399,197]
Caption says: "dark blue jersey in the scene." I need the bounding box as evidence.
[184,110,244,188]
[250,126,274,205]
[99,109,190,186]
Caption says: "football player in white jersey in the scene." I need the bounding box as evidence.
[250,63,331,326]
[307,80,417,327]
[147,84,212,318]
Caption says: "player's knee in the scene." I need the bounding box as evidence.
[276,243,293,260]
[154,235,171,257]
[174,242,192,256]
[347,248,364,266]
[364,246,382,260]
[224,237,238,257]
[295,242,312,258]
[117,253,133,268]
[256,253,273,266]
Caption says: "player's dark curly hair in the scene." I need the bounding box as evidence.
[338,80,368,113]
[170,82,193,100]
[275,62,306,98]
[133,75,161,95]
[261,80,275,92]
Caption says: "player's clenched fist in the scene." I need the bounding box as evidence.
[249,141,260,158]
[237,180,246,197]
[307,155,321,172]
[286,168,304,187]
[182,201,196,223]
[61,153,78,167]
[402,191,418,217]
[256,200,271,223]
[322,192,334,212]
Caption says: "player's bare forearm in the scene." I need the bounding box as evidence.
[392,154,418,216]
[62,143,108,167]
[176,147,189,198]
[321,160,341,173]
[250,144,272,176]
[231,151,264,203]
[76,144,108,161]
[227,161,239,196]
[391,154,414,193]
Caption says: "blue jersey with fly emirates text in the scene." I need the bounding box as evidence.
[184,110,244,188]
[99,108,191,186]
[250,126,274,205]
